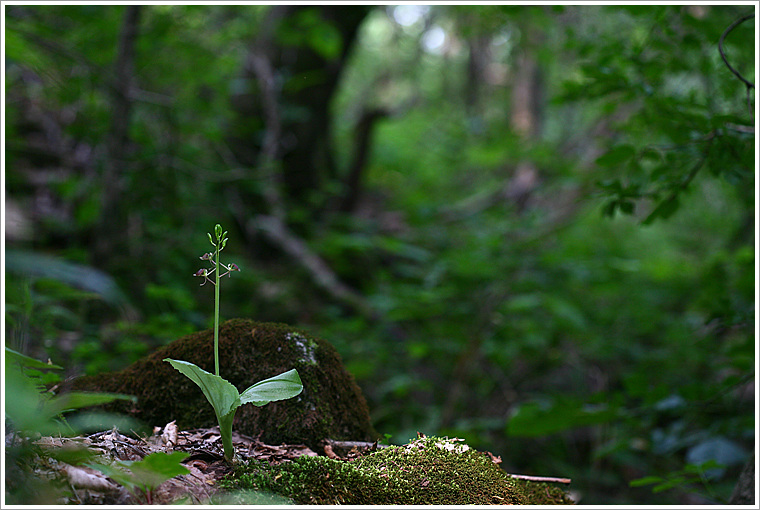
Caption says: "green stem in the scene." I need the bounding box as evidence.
[214,241,221,377]
[218,409,236,463]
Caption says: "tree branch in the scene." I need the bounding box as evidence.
[252,214,378,320]
[719,13,755,90]
[719,13,755,119]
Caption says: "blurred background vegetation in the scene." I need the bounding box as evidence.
[3,3,755,504]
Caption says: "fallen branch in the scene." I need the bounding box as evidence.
[253,214,378,320]
[323,439,388,451]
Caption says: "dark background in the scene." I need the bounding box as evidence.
[4,4,756,504]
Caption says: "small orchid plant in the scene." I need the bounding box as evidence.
[164,224,303,463]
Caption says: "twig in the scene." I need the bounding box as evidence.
[725,123,755,134]
[509,473,572,484]
[719,13,755,90]
[718,13,755,119]
[324,439,388,450]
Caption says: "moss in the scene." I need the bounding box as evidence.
[221,436,574,505]
[70,319,377,450]
[518,479,577,505]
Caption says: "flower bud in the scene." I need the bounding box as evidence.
[194,269,207,277]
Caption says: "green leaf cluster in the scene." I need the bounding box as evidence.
[87,451,190,503]
[5,347,137,436]
[163,359,303,462]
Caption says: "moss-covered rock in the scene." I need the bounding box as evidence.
[70,319,376,450]
[220,436,574,505]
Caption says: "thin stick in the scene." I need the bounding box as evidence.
[718,13,755,90]
[718,13,755,120]
[509,473,572,484]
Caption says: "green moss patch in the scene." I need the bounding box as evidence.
[220,436,574,505]
[70,319,376,450]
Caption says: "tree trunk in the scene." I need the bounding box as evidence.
[95,5,142,260]
[729,454,755,505]
[227,5,372,220]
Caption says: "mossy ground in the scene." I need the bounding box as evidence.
[219,436,574,505]
[70,319,376,450]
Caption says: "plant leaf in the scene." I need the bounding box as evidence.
[629,475,664,487]
[86,462,138,491]
[126,451,190,491]
[217,408,237,462]
[643,196,679,225]
[239,368,303,406]
[164,359,240,417]
[5,346,63,370]
[45,391,137,417]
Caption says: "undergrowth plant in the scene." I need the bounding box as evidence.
[164,224,303,463]
[88,451,191,504]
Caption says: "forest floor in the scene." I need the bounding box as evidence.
[7,423,575,505]
[7,422,319,504]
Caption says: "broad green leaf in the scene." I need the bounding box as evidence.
[643,196,679,225]
[87,462,138,491]
[45,391,137,416]
[595,144,636,167]
[629,476,664,487]
[5,347,63,370]
[239,369,303,406]
[164,359,240,417]
[4,250,129,307]
[4,362,52,433]
[652,476,687,493]
[89,452,190,494]
[4,359,136,435]
[126,451,191,491]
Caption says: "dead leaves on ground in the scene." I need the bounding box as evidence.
[10,422,318,505]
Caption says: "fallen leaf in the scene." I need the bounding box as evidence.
[60,463,119,492]
[161,421,178,448]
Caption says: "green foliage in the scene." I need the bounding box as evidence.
[86,451,190,504]
[630,460,724,495]
[4,348,144,503]
[4,4,754,504]
[5,347,137,436]
[163,358,303,462]
[557,6,754,224]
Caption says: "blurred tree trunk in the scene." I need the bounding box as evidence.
[465,34,491,114]
[95,5,142,260]
[227,5,371,222]
[504,24,543,212]
[729,455,755,505]
[226,5,378,318]
[339,107,388,213]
